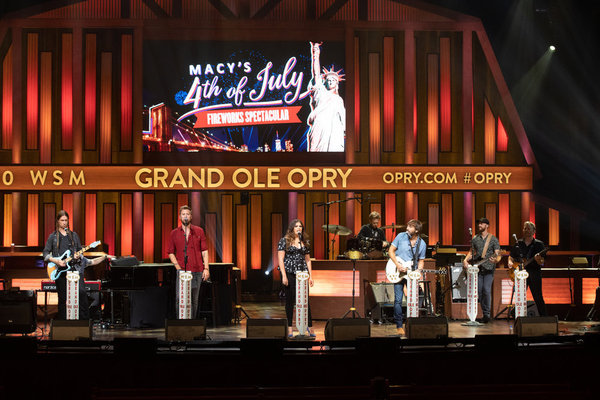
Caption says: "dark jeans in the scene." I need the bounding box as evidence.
[393,279,407,328]
[55,271,89,320]
[527,268,547,316]
[284,272,312,328]
[478,272,494,318]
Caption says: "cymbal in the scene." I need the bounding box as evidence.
[380,224,406,230]
[321,224,352,236]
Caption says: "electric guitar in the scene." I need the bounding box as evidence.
[46,240,101,280]
[385,258,447,283]
[508,247,550,281]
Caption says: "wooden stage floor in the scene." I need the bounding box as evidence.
[35,301,600,341]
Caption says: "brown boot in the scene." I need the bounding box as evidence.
[397,327,405,336]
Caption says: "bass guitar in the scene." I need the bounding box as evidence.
[508,247,549,281]
[46,240,101,280]
[385,258,447,283]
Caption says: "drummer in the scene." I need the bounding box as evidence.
[357,211,388,248]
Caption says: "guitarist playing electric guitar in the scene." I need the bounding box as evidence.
[508,221,548,316]
[388,219,426,336]
[463,218,501,323]
[43,210,107,320]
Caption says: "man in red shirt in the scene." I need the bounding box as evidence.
[167,205,209,318]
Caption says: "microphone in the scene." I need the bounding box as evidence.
[512,233,519,243]
[468,227,472,236]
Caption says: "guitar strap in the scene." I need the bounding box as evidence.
[410,233,421,271]
[480,234,493,261]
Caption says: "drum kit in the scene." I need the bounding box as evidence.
[322,223,404,260]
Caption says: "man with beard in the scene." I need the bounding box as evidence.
[168,205,209,318]
[463,218,501,323]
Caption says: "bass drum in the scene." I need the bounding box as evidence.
[345,236,364,260]
[366,239,384,260]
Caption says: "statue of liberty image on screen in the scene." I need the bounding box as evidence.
[306,42,346,152]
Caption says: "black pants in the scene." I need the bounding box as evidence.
[284,272,312,328]
[55,271,89,320]
[526,268,547,316]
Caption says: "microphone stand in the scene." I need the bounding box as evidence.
[316,195,365,260]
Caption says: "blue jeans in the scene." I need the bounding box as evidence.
[394,280,407,328]
[478,272,494,317]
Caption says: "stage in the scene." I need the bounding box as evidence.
[27,301,600,342]
[2,302,599,399]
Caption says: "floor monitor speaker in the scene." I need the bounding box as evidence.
[324,318,371,341]
[246,318,287,339]
[406,317,448,339]
[50,319,91,340]
[165,318,207,341]
[515,316,558,337]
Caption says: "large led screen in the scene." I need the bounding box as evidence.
[143,40,345,156]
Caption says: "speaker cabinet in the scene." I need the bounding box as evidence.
[406,317,448,339]
[165,318,207,341]
[50,319,91,340]
[0,290,36,334]
[515,316,558,337]
[246,318,287,338]
[324,318,371,341]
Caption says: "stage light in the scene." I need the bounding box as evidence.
[265,270,270,276]
[549,45,556,51]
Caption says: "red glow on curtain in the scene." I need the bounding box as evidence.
[529,200,536,225]
[369,53,381,164]
[297,193,306,225]
[484,100,495,164]
[26,33,38,150]
[385,193,396,242]
[27,194,39,246]
[2,45,13,149]
[190,192,201,227]
[120,193,132,255]
[221,194,233,263]
[405,192,418,220]
[3,194,12,247]
[442,193,452,245]
[61,33,73,149]
[177,193,188,226]
[84,193,96,245]
[549,208,559,246]
[84,34,96,150]
[328,193,340,259]
[383,37,394,152]
[498,194,509,245]
[143,194,154,262]
[413,89,418,151]
[40,53,52,164]
[250,194,262,269]
[100,52,112,164]
[121,34,132,151]
[485,203,497,237]
[103,203,116,258]
[272,213,283,280]
[354,36,360,151]
[427,54,439,164]
[313,203,324,260]
[236,204,248,279]
[497,117,508,152]
[161,203,173,260]
[205,213,217,264]
[44,203,56,241]
[62,194,73,228]
[440,37,451,151]
[428,204,440,245]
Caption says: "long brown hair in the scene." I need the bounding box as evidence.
[55,210,73,251]
[284,219,310,249]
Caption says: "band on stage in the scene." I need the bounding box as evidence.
[43,208,548,330]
